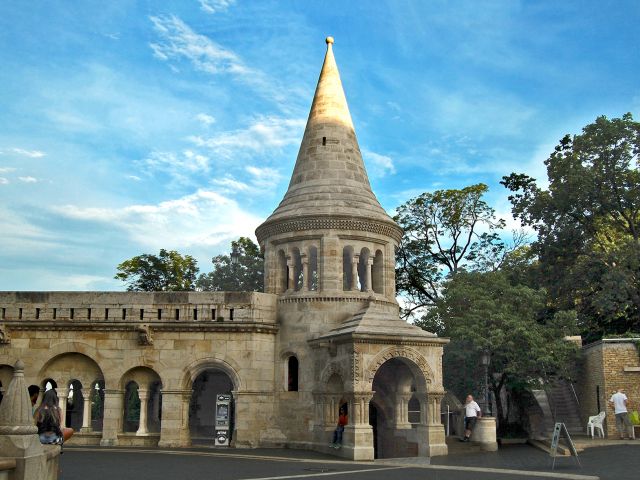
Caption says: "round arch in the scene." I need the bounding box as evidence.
[365,347,434,391]
[182,357,242,392]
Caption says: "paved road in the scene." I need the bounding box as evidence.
[59,444,638,480]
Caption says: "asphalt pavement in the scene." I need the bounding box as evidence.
[58,442,638,480]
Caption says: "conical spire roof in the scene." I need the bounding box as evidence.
[256,37,401,242]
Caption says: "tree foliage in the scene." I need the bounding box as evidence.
[433,270,579,432]
[114,249,199,291]
[394,183,506,319]
[502,113,640,339]
[196,237,264,292]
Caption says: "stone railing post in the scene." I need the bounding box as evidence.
[136,389,149,435]
[56,388,68,429]
[0,360,53,479]
[81,393,92,432]
[365,257,373,292]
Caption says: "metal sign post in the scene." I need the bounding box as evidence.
[550,422,581,470]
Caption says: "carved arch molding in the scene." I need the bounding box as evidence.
[365,346,435,386]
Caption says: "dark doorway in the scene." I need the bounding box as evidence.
[189,369,234,444]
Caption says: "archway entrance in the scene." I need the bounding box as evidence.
[370,357,427,458]
[189,369,234,444]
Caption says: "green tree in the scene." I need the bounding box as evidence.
[433,270,578,433]
[502,113,640,339]
[196,237,264,292]
[394,183,506,320]
[115,249,199,291]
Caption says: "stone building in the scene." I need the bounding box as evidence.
[576,338,640,437]
[0,38,448,460]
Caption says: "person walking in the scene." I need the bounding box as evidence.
[609,388,633,440]
[461,394,482,442]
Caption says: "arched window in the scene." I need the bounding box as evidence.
[66,380,84,431]
[91,380,105,431]
[123,381,140,433]
[292,248,303,291]
[408,394,421,423]
[372,249,384,294]
[343,246,354,290]
[308,246,318,291]
[287,356,299,391]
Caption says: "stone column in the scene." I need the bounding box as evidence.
[301,255,309,292]
[136,389,149,435]
[158,389,191,448]
[343,391,374,460]
[81,393,92,432]
[100,389,124,446]
[286,257,295,292]
[365,257,373,292]
[416,390,447,456]
[350,256,360,291]
[395,393,412,428]
[57,387,69,429]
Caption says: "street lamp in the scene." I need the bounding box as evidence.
[480,350,492,416]
[230,244,240,265]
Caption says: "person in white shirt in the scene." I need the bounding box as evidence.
[609,389,633,440]
[461,394,482,442]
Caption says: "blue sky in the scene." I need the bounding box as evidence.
[1,0,638,291]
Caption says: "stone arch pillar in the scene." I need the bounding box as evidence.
[100,389,124,446]
[158,389,192,448]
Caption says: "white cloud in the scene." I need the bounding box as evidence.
[0,178,8,185]
[363,150,396,178]
[0,167,16,173]
[196,113,216,125]
[11,148,46,158]
[245,166,282,188]
[137,149,210,183]
[125,175,142,181]
[149,14,251,76]
[211,177,251,191]
[189,116,305,157]
[199,0,236,14]
[52,189,263,251]
[18,176,38,183]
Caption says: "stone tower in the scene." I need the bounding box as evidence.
[256,38,448,459]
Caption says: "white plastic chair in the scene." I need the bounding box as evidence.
[587,411,606,438]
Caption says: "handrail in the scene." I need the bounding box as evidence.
[569,381,580,407]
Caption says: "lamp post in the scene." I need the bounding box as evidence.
[480,350,492,416]
[230,244,240,265]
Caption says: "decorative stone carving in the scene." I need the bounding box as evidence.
[136,323,154,346]
[366,346,435,385]
[320,361,345,386]
[256,216,403,244]
[0,324,10,345]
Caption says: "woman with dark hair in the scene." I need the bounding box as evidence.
[34,389,74,444]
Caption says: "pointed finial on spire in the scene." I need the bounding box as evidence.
[326,36,334,45]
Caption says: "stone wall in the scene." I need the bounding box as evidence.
[0,291,279,448]
[577,339,640,437]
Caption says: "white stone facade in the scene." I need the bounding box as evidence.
[0,38,448,459]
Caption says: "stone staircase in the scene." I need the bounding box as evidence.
[546,379,583,436]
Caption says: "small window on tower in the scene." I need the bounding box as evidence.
[287,356,299,391]
[322,136,326,146]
